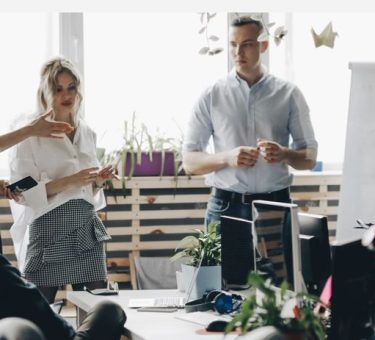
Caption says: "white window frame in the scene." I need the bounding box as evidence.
[59,13,84,77]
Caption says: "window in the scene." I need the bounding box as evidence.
[83,12,228,154]
[0,13,59,176]
[269,12,375,167]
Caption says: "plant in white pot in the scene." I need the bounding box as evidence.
[170,221,221,300]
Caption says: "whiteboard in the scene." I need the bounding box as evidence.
[336,62,375,242]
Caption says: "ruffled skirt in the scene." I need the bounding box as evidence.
[24,199,111,286]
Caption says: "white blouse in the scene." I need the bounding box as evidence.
[8,119,106,271]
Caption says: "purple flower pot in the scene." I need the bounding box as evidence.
[124,151,179,177]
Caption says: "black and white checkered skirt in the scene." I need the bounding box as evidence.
[24,199,111,287]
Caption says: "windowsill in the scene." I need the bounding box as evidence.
[292,169,342,176]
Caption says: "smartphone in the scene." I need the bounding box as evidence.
[6,176,38,193]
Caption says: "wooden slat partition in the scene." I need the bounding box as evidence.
[0,172,341,295]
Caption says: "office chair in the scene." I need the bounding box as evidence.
[129,253,182,290]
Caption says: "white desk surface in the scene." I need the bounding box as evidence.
[67,289,239,340]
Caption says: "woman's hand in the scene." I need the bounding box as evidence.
[68,167,99,188]
[0,180,21,201]
[29,111,74,138]
[94,165,118,188]
[46,167,99,197]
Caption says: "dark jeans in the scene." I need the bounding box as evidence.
[74,301,126,340]
[0,302,125,340]
[206,187,292,285]
[205,187,291,229]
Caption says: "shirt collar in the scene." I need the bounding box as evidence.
[228,65,269,89]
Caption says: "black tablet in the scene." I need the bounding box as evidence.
[6,176,38,193]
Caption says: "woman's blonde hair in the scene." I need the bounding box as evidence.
[37,57,83,125]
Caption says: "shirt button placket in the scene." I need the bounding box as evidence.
[249,89,257,192]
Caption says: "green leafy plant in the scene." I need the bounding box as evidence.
[225,272,327,339]
[170,221,221,267]
[106,112,185,195]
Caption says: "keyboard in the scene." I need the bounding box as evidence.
[128,296,186,309]
[154,296,186,308]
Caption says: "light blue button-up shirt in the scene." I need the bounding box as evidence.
[183,68,318,194]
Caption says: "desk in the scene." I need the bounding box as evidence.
[67,289,239,340]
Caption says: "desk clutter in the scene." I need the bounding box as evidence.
[1,174,341,300]
[5,173,361,339]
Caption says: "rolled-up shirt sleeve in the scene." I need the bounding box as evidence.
[183,87,214,152]
[9,140,50,214]
[289,86,318,160]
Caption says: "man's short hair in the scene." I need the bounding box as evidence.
[230,15,264,33]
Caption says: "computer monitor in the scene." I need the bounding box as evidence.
[298,212,332,295]
[220,215,255,289]
[252,200,304,293]
[329,238,375,340]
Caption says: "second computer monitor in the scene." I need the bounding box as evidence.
[220,215,255,289]
[298,212,332,295]
[252,200,304,293]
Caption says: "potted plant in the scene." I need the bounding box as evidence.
[225,272,327,340]
[107,112,184,190]
[120,112,183,177]
[170,221,221,300]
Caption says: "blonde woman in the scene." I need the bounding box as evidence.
[9,57,115,303]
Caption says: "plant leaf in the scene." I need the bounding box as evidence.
[175,235,199,250]
[198,26,206,34]
[208,220,219,235]
[249,13,263,21]
[257,31,269,42]
[208,35,219,42]
[200,12,205,24]
[198,46,210,55]
[128,151,135,180]
[208,47,223,55]
[274,26,288,39]
[208,13,216,19]
[170,250,188,262]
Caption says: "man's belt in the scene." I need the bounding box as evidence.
[211,187,290,204]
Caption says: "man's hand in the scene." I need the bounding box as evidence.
[29,111,74,138]
[257,139,288,163]
[226,146,259,168]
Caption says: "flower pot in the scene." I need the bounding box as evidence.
[283,331,308,340]
[236,326,283,339]
[124,151,179,177]
[181,263,221,300]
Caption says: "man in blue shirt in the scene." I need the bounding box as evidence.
[183,16,318,225]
